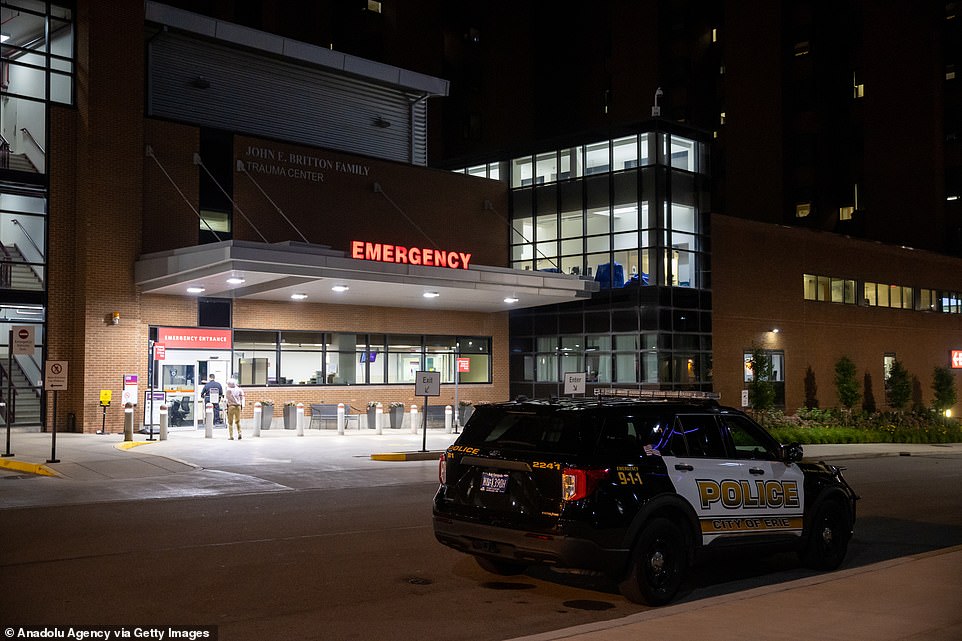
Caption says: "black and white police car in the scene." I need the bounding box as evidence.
[432,390,858,605]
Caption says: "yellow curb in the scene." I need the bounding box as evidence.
[0,458,60,477]
[371,451,442,462]
[114,441,152,451]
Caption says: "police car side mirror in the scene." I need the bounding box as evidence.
[781,442,804,463]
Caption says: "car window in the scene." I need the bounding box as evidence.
[719,413,780,460]
[674,414,726,458]
[456,405,602,455]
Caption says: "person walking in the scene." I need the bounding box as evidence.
[200,374,224,424]
[224,378,246,440]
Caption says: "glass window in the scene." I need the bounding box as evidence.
[560,147,582,179]
[535,152,559,183]
[669,136,696,172]
[612,136,638,171]
[719,414,780,460]
[803,274,817,300]
[512,156,534,187]
[585,141,610,175]
[675,415,725,458]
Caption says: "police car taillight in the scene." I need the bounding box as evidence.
[562,468,607,501]
[438,453,447,485]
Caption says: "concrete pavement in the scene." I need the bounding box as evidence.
[2,426,961,641]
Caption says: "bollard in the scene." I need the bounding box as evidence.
[123,403,134,442]
[410,405,419,434]
[296,402,305,436]
[445,405,453,433]
[375,402,384,435]
[253,401,262,438]
[205,402,214,438]
[337,402,346,435]
[159,404,168,441]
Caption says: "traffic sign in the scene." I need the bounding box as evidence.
[45,361,68,391]
[415,371,441,396]
[563,372,586,395]
[12,325,35,356]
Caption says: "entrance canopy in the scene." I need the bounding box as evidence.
[134,241,597,312]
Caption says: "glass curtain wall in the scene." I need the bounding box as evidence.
[0,1,74,425]
[502,125,711,397]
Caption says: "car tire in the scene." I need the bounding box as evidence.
[800,499,851,570]
[475,556,528,576]
[618,517,688,606]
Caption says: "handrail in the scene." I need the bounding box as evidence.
[0,133,8,169]
[19,127,45,155]
[11,219,44,260]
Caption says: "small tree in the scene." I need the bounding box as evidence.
[804,365,819,409]
[748,347,775,411]
[932,366,957,414]
[834,356,861,410]
[886,360,912,411]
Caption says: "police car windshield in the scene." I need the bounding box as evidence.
[457,405,602,455]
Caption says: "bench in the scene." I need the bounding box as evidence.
[309,403,359,430]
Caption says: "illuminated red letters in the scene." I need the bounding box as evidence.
[351,241,472,270]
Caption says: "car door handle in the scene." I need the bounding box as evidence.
[749,467,765,475]
[674,463,694,471]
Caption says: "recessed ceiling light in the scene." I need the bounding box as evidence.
[504,296,519,303]
[331,285,349,292]
[291,293,308,300]
[186,286,205,294]
[423,291,440,298]
[226,277,245,285]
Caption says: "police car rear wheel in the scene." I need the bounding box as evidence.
[475,556,528,576]
[618,517,687,606]
[800,500,850,570]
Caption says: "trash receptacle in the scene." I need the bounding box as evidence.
[67,412,77,432]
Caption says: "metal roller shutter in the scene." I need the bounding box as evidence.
[148,33,426,165]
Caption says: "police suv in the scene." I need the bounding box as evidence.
[432,391,858,605]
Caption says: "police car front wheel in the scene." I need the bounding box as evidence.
[618,517,689,606]
[800,499,851,571]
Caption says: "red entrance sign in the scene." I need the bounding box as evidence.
[952,350,962,369]
[351,240,472,270]
[457,357,471,373]
[156,328,233,349]
[154,345,166,361]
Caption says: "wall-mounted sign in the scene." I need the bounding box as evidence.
[156,328,233,349]
[457,358,471,373]
[351,240,472,270]
[951,350,962,369]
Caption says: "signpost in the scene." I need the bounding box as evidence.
[44,360,68,464]
[415,370,441,452]
[98,390,112,434]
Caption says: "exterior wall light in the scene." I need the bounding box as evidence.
[111,311,120,325]
[772,328,780,333]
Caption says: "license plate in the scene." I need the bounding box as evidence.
[480,472,509,493]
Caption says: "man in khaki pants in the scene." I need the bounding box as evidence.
[224,379,246,440]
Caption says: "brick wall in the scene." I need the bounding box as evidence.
[712,214,962,414]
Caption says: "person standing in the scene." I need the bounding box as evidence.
[200,374,224,424]
[224,378,246,440]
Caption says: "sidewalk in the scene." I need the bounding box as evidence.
[2,428,961,641]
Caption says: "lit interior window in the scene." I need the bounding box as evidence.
[366,1,382,13]
[839,206,855,221]
[796,203,811,218]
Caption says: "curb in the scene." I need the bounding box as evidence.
[114,441,153,451]
[370,451,443,462]
[0,457,60,477]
